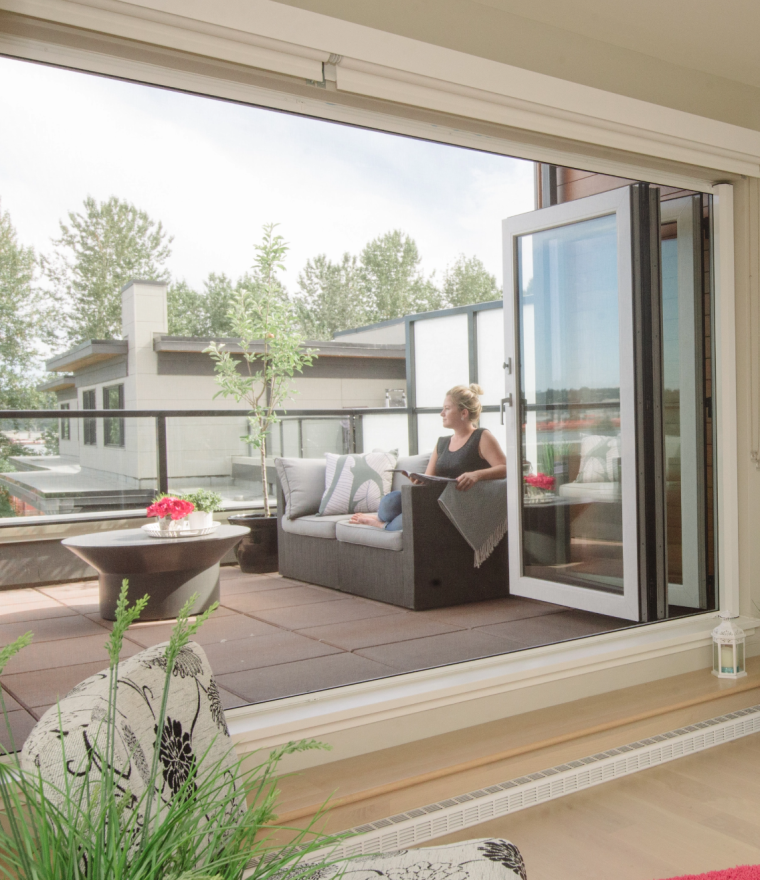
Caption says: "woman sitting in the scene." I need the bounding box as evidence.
[351,383,507,532]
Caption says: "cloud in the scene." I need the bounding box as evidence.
[0,56,535,292]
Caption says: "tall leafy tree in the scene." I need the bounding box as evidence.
[0,200,52,410]
[167,280,205,336]
[441,254,500,308]
[359,230,441,322]
[294,253,365,339]
[45,196,172,344]
[169,273,266,337]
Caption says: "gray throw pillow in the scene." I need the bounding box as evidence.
[392,453,432,490]
[275,457,327,519]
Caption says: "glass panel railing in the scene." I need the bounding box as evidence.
[0,408,415,527]
[0,416,158,519]
[360,412,409,457]
[165,415,256,512]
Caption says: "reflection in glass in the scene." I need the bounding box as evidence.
[660,198,705,608]
[518,214,624,592]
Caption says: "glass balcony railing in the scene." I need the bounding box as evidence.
[0,408,412,525]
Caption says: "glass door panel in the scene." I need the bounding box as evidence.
[660,196,707,609]
[503,187,640,621]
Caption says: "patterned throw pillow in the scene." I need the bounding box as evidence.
[318,450,397,515]
[576,434,621,483]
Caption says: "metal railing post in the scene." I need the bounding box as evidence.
[155,415,168,495]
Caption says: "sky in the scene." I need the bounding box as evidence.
[0,55,535,293]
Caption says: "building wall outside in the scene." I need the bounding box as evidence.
[49,282,407,489]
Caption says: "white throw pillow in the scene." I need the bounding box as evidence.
[318,450,397,515]
[576,434,620,483]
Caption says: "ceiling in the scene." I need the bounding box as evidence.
[275,0,760,131]
[474,0,760,89]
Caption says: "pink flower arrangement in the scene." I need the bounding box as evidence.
[146,496,195,520]
[524,473,555,491]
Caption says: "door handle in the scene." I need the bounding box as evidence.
[500,395,513,424]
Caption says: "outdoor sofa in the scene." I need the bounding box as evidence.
[275,454,509,610]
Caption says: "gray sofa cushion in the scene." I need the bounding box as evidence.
[391,452,432,491]
[559,481,622,502]
[282,513,352,538]
[336,520,404,551]
[275,457,326,519]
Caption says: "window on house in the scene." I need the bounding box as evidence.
[103,385,125,448]
[60,403,70,441]
[82,389,96,446]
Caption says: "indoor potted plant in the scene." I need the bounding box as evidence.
[205,224,315,573]
[182,488,223,530]
[0,581,341,880]
[146,494,195,531]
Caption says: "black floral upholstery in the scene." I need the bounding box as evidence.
[21,640,243,849]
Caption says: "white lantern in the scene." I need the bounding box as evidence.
[711,614,747,679]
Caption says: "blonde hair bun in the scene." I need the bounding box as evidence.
[446,384,483,425]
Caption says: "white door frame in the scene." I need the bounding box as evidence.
[503,186,641,621]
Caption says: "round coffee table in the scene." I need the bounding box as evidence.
[62,525,250,621]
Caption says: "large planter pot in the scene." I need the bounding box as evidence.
[227,513,278,574]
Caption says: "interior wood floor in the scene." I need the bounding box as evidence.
[274,658,760,839]
[428,732,760,880]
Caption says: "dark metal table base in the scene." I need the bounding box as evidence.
[61,525,249,621]
[98,564,221,621]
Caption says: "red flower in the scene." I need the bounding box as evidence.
[146,497,195,520]
[524,473,555,490]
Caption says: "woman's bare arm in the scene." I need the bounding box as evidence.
[425,446,439,476]
[455,429,507,490]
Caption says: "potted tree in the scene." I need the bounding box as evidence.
[205,224,315,573]
[0,582,341,880]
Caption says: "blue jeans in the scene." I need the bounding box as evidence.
[378,490,403,531]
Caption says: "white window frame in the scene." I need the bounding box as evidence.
[0,3,750,758]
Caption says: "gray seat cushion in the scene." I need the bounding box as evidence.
[559,481,622,502]
[391,452,432,491]
[275,457,327,519]
[336,520,403,551]
[282,513,352,538]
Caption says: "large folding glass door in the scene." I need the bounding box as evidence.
[503,186,641,620]
[503,183,712,623]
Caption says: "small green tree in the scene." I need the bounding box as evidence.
[205,225,315,516]
[441,254,500,307]
[45,196,172,344]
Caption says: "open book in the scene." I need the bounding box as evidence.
[390,469,457,484]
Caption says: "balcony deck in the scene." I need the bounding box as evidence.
[0,566,629,750]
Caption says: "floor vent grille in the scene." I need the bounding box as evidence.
[322,703,760,859]
[245,703,760,874]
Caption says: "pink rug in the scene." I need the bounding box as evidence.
[661,867,760,880]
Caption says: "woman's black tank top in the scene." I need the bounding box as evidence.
[435,428,490,478]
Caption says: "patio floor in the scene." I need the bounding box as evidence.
[0,566,631,750]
